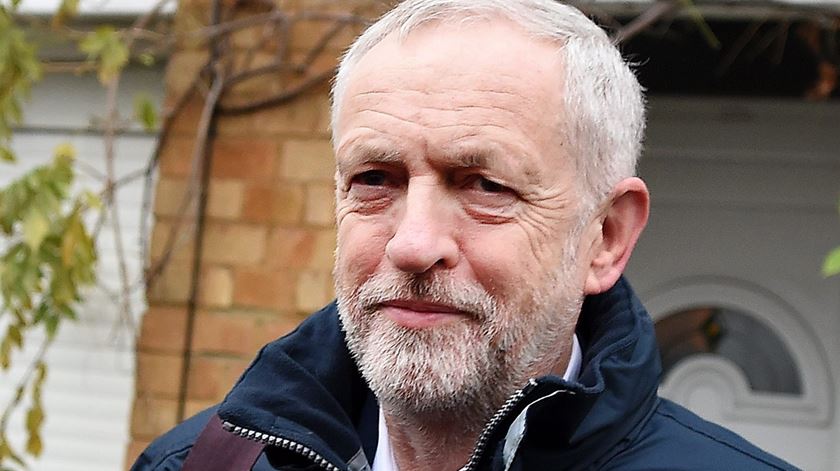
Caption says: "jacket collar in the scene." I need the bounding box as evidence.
[217,276,661,470]
[477,276,662,470]
[218,303,374,469]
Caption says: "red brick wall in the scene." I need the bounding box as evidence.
[126,0,388,465]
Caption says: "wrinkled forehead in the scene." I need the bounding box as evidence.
[335,18,567,139]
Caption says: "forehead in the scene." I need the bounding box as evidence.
[336,19,567,151]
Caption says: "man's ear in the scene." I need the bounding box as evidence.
[583,177,650,295]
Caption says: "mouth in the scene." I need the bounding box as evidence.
[378,299,469,329]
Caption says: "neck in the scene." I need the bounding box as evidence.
[383,408,481,471]
[380,343,574,471]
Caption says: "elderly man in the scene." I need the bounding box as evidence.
[134,0,797,470]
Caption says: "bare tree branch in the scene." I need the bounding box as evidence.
[612,0,681,44]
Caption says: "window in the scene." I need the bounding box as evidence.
[655,306,802,395]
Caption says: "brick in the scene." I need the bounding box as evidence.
[135,352,184,397]
[130,396,179,439]
[314,93,333,135]
[207,179,244,219]
[164,50,209,99]
[296,269,333,312]
[191,310,300,355]
[159,136,196,177]
[216,96,323,137]
[199,266,234,308]
[169,97,206,137]
[138,306,189,353]
[241,182,305,224]
[265,227,316,269]
[232,269,296,310]
[186,356,250,401]
[310,229,336,270]
[154,178,190,218]
[230,23,270,50]
[297,0,385,17]
[225,53,286,104]
[147,262,193,304]
[289,18,359,54]
[305,183,336,226]
[265,228,333,271]
[202,224,267,265]
[184,399,218,419]
[149,220,196,264]
[211,138,278,179]
[281,139,335,181]
[174,2,212,28]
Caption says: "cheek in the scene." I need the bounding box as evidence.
[335,217,392,285]
[460,227,534,299]
[461,223,573,301]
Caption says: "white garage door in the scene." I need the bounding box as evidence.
[0,67,162,470]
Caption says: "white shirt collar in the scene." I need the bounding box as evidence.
[372,334,582,471]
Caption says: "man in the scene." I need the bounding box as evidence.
[133,0,798,469]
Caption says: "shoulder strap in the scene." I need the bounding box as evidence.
[182,414,265,471]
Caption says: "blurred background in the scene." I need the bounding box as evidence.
[0,0,838,469]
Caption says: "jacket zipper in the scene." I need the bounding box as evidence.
[222,420,342,471]
[459,378,539,471]
[222,378,541,471]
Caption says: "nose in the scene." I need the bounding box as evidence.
[385,181,459,274]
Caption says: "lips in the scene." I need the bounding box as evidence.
[378,299,468,329]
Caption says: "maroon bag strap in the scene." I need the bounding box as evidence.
[182,414,265,471]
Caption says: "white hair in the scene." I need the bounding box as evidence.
[330,0,645,210]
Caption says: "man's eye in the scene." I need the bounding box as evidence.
[477,177,506,193]
[353,170,389,186]
[469,176,509,194]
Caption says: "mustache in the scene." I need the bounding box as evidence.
[354,271,497,320]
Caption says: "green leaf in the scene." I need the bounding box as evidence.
[25,432,42,457]
[61,221,78,266]
[53,142,75,161]
[79,27,129,84]
[0,337,10,369]
[133,93,158,131]
[0,433,25,467]
[138,52,155,67]
[22,207,50,250]
[35,361,47,384]
[822,246,840,277]
[44,315,59,339]
[26,405,43,433]
[81,190,101,210]
[0,146,14,163]
[51,0,80,27]
[7,324,22,348]
[678,0,720,49]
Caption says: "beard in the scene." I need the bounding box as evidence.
[334,242,583,429]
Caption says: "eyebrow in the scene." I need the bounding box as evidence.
[336,144,403,175]
[337,142,543,185]
[439,150,489,169]
[445,147,542,185]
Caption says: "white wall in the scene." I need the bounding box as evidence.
[0,67,163,470]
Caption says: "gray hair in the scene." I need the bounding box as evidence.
[330,0,645,210]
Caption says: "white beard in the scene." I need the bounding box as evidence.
[335,245,583,426]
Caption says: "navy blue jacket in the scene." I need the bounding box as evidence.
[132,277,799,470]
